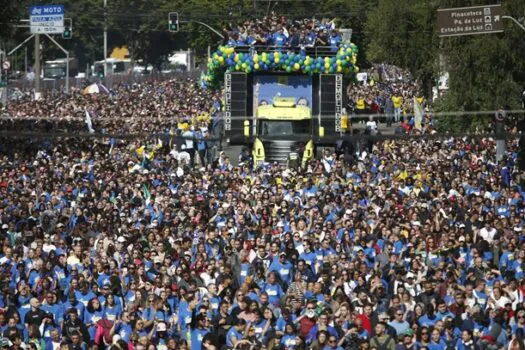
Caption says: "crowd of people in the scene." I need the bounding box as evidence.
[1,78,223,167]
[0,62,525,350]
[346,80,432,133]
[223,13,343,50]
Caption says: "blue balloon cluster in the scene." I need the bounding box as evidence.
[202,43,359,88]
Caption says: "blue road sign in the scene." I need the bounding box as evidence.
[29,5,65,34]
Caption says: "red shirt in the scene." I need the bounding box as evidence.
[299,316,316,337]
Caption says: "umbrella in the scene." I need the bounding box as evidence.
[83,83,109,95]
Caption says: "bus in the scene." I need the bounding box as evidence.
[93,58,133,77]
[43,58,78,79]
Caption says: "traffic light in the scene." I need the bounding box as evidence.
[62,18,72,39]
[62,27,72,39]
[168,12,179,32]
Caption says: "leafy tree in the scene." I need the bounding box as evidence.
[0,1,25,42]
[365,0,438,94]
[434,0,525,132]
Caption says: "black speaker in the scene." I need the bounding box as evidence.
[319,74,343,138]
[224,73,247,142]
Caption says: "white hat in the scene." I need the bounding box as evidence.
[156,322,167,332]
[1,224,7,229]
[458,236,466,242]
[117,236,126,243]
[406,272,416,279]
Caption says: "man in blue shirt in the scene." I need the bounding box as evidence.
[273,27,288,47]
[110,311,132,343]
[191,312,210,350]
[329,30,342,52]
[269,252,294,286]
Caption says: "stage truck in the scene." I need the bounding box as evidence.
[222,60,348,166]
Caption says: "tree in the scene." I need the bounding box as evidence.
[365,0,438,94]
[0,1,25,42]
[434,0,525,132]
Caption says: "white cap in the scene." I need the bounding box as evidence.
[1,224,7,229]
[156,322,167,332]
[117,236,126,243]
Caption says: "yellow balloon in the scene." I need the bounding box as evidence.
[220,47,225,53]
[336,59,342,66]
[254,63,260,70]
[304,59,310,65]
[337,66,342,73]
[294,63,300,70]
[241,63,247,69]
[234,55,239,62]
[227,48,234,55]
[275,58,280,64]
[218,56,224,63]
[324,57,330,63]
[325,63,330,69]
[207,58,212,64]
[253,55,259,63]
[354,66,359,72]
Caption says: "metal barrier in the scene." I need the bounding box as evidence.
[232,45,339,58]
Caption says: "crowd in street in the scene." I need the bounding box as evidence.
[224,13,343,50]
[346,80,432,133]
[0,68,525,350]
[0,97,524,350]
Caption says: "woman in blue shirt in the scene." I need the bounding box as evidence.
[84,298,104,342]
[103,294,122,322]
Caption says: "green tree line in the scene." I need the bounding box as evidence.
[2,0,525,132]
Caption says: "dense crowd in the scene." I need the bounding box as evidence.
[0,99,524,350]
[223,13,343,50]
[1,78,223,167]
[346,80,431,133]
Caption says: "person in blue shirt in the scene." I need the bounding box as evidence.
[307,312,338,344]
[226,318,248,348]
[263,272,284,306]
[191,311,210,350]
[75,282,96,308]
[109,311,133,343]
[84,298,104,342]
[273,27,288,47]
[102,294,122,322]
[269,252,294,286]
[456,329,476,350]
[328,30,342,52]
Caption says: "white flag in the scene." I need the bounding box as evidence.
[413,97,423,130]
[85,109,95,134]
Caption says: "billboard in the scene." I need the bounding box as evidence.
[254,75,312,117]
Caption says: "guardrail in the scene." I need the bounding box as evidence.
[232,45,339,57]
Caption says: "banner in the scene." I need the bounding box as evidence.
[254,75,312,116]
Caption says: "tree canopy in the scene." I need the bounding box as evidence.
[2,0,525,132]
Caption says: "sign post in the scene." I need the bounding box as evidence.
[437,4,503,37]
